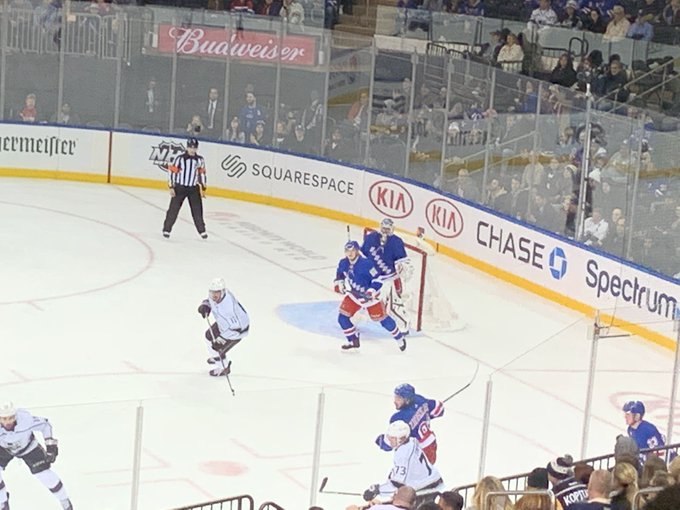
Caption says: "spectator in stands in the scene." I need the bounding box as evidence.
[521,152,545,189]
[347,91,369,131]
[528,192,563,232]
[574,463,594,486]
[325,127,353,161]
[626,10,654,39]
[258,0,283,15]
[550,53,578,88]
[50,102,80,125]
[582,207,609,246]
[239,90,266,141]
[186,114,204,135]
[484,177,510,212]
[393,78,413,114]
[569,469,613,510]
[437,491,464,510]
[467,476,513,510]
[415,83,438,110]
[497,33,524,72]
[284,124,312,153]
[515,468,550,510]
[230,0,254,11]
[19,93,38,122]
[546,454,588,509]
[637,0,663,22]
[460,0,485,16]
[604,5,630,39]
[249,120,266,146]
[201,87,223,138]
[632,236,666,274]
[302,90,324,150]
[487,30,509,63]
[272,120,289,148]
[559,0,584,26]
[223,116,246,143]
[583,8,608,32]
[142,77,162,125]
[662,0,680,25]
[602,217,626,254]
[544,157,563,201]
[596,59,629,103]
[610,462,638,510]
[530,0,558,25]
[450,169,481,201]
[280,0,304,22]
[640,455,668,488]
[510,176,530,219]
[644,484,680,510]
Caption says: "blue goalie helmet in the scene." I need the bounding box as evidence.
[394,383,416,401]
[344,240,360,251]
[623,400,645,416]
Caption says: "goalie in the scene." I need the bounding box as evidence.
[361,218,412,333]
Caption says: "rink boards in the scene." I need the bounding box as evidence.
[0,122,678,347]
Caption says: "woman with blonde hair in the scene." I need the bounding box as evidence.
[610,462,638,510]
[467,476,514,510]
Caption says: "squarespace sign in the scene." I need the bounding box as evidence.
[222,153,355,195]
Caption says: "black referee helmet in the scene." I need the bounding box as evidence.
[187,137,199,148]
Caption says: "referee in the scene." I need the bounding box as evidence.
[162,137,208,239]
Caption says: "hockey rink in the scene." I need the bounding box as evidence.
[0,178,677,510]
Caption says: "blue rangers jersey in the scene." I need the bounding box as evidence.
[361,231,408,279]
[628,420,665,451]
[336,254,383,304]
[376,395,444,451]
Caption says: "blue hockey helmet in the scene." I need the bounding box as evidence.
[344,240,360,252]
[394,383,416,401]
[623,400,645,416]
[187,137,199,148]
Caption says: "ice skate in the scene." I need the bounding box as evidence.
[209,361,231,377]
[341,334,360,350]
[397,338,407,352]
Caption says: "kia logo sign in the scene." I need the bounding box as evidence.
[368,180,414,219]
[425,199,463,238]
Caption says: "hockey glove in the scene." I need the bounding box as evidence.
[198,300,211,318]
[333,280,346,294]
[213,336,227,346]
[365,288,380,301]
[45,439,59,463]
[393,277,403,297]
[363,484,380,502]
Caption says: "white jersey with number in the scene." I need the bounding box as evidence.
[378,437,444,498]
[0,409,53,456]
[208,290,250,341]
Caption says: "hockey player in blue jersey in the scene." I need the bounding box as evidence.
[361,218,409,297]
[334,241,407,352]
[375,383,444,464]
[623,401,665,452]
[362,218,411,332]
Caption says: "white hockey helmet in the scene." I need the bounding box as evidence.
[380,218,395,236]
[209,278,226,292]
[0,402,17,418]
[386,420,410,440]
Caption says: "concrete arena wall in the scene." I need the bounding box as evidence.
[1,122,678,348]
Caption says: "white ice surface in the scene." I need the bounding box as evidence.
[0,179,676,510]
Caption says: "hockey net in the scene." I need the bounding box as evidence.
[364,227,464,332]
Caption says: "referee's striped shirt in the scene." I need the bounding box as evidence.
[168,153,207,187]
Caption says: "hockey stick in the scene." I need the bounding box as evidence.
[205,317,236,396]
[442,362,479,403]
[318,476,362,497]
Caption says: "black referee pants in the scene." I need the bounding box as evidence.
[163,184,206,234]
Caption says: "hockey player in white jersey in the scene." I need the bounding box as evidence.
[0,402,72,510]
[197,277,250,377]
[363,420,444,504]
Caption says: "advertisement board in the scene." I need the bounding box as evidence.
[0,124,109,177]
[155,24,318,67]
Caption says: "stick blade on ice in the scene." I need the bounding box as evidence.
[319,476,328,492]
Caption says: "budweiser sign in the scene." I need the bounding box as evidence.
[157,24,317,66]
